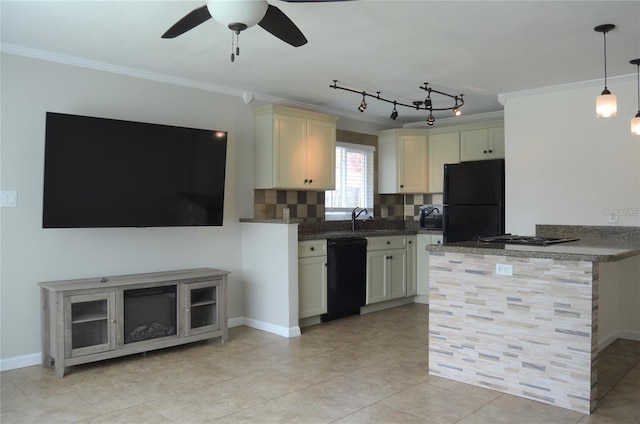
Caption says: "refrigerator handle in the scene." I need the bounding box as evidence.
[443,164,449,204]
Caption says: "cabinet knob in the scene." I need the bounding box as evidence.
[110,319,116,323]
[488,149,493,153]
[387,241,390,244]
[186,308,190,312]
[310,247,315,251]
[408,241,412,244]
[308,179,313,184]
[303,179,308,184]
[400,184,404,188]
[483,150,487,154]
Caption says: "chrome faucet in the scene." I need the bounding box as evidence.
[351,207,368,231]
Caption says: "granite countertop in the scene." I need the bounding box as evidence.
[240,218,443,240]
[300,228,416,241]
[426,236,640,262]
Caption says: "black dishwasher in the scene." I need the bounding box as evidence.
[321,238,367,322]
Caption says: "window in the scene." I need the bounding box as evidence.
[325,142,375,220]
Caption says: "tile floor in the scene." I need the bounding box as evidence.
[1,303,639,423]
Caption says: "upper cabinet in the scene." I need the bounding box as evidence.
[460,126,504,162]
[377,129,428,194]
[427,132,460,193]
[254,105,338,190]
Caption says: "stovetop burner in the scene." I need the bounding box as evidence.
[477,235,580,246]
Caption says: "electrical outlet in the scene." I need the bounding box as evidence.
[496,264,513,276]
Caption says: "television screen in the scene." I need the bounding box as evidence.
[43,112,227,228]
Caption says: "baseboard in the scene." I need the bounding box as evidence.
[413,295,429,305]
[1,317,248,372]
[598,329,640,352]
[242,317,301,338]
[0,353,41,372]
[228,316,244,328]
[360,297,414,315]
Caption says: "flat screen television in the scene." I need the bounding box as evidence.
[43,112,227,228]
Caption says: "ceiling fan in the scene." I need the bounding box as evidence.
[162,0,353,61]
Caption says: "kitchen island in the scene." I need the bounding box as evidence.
[426,225,640,414]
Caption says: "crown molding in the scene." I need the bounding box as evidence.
[498,73,636,105]
[0,43,249,97]
[1,43,387,124]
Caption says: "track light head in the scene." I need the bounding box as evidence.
[358,93,367,112]
[390,102,398,120]
[427,113,435,126]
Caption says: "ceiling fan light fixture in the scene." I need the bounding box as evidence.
[594,24,617,118]
[207,0,268,30]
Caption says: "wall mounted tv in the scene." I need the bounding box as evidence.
[43,112,227,228]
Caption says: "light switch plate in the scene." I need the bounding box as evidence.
[0,191,17,207]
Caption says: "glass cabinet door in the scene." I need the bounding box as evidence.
[64,292,116,358]
[184,280,220,336]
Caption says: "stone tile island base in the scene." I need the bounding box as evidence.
[428,252,597,414]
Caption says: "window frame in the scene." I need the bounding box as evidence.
[325,141,375,221]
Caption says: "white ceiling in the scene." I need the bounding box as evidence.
[2,1,639,126]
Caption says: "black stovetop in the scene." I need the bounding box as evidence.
[477,235,580,246]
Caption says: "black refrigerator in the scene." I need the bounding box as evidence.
[443,159,505,243]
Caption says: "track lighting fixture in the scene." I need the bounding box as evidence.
[594,24,617,118]
[390,102,398,120]
[331,80,464,125]
[631,59,640,135]
[452,101,462,117]
[358,93,367,112]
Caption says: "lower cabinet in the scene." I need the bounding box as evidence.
[298,240,327,319]
[416,234,443,302]
[406,235,417,296]
[366,236,407,304]
[40,268,229,378]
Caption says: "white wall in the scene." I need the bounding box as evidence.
[502,77,640,235]
[0,54,255,365]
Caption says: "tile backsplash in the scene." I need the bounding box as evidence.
[254,189,325,221]
[254,189,442,223]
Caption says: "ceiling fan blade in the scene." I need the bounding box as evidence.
[162,5,212,39]
[258,4,307,47]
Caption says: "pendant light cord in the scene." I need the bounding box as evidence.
[637,63,640,113]
[603,31,608,90]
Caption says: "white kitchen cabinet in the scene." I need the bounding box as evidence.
[366,236,407,304]
[254,105,338,190]
[460,126,504,161]
[406,235,417,296]
[377,129,428,194]
[416,234,443,304]
[298,240,327,319]
[427,132,460,193]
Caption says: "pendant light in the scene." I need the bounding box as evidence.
[631,59,640,135]
[594,24,617,118]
